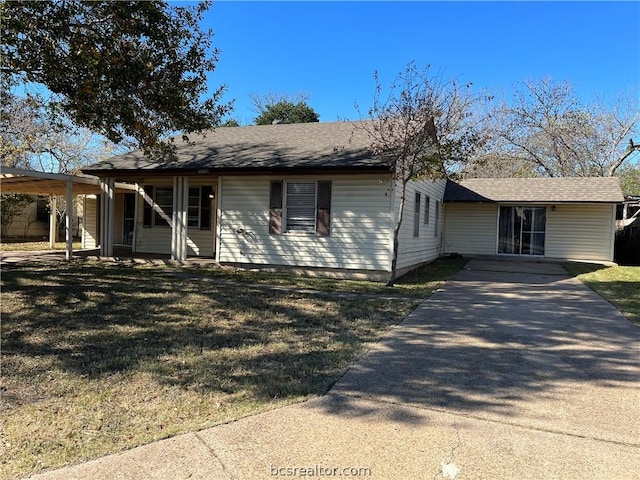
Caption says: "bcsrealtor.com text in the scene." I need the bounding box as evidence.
[270,464,372,477]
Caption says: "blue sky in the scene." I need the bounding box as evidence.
[205,1,640,125]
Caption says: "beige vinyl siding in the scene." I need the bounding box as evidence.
[186,229,215,257]
[443,203,498,256]
[185,178,216,257]
[82,195,98,249]
[545,204,615,262]
[135,178,172,255]
[394,179,447,269]
[133,177,216,256]
[218,174,392,271]
[2,201,48,237]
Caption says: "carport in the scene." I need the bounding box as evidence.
[0,167,135,260]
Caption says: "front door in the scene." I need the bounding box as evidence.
[498,206,546,255]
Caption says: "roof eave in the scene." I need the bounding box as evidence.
[443,199,623,204]
[81,164,392,178]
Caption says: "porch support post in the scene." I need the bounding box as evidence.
[65,180,73,260]
[214,177,222,262]
[99,177,115,257]
[171,176,188,261]
[49,194,57,248]
[131,184,139,253]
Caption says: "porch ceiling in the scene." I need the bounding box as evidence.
[0,167,135,196]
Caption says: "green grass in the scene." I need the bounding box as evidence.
[0,258,464,478]
[564,263,640,323]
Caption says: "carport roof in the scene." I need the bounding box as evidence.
[0,167,135,195]
[444,177,625,204]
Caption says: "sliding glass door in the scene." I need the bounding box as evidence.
[498,206,546,255]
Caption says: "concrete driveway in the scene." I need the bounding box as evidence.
[30,259,640,480]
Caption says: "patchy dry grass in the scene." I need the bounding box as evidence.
[0,259,464,479]
[185,257,468,299]
[564,263,640,323]
[0,241,82,252]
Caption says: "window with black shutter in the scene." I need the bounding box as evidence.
[269,180,332,236]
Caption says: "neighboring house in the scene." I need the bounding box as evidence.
[81,122,624,280]
[617,195,640,230]
[615,195,640,265]
[1,196,82,240]
[1,197,49,239]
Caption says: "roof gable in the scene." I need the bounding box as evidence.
[444,177,624,203]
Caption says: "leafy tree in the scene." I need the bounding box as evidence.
[249,91,310,114]
[462,153,536,178]
[1,90,119,240]
[2,0,230,159]
[219,118,240,127]
[617,162,640,196]
[254,101,320,125]
[1,91,119,173]
[478,78,640,178]
[358,62,486,286]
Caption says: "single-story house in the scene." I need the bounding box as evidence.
[81,121,624,280]
[443,177,623,263]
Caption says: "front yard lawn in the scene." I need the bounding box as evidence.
[0,258,464,478]
[0,241,83,252]
[564,263,640,324]
[185,256,468,299]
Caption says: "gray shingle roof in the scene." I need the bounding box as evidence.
[444,177,624,203]
[83,121,390,175]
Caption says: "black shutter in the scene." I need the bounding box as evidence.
[200,186,212,230]
[316,181,332,237]
[143,185,154,227]
[269,181,283,234]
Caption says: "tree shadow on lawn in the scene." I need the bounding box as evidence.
[4,262,638,433]
[1,263,405,404]
[320,268,640,436]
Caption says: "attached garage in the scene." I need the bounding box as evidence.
[443,177,623,263]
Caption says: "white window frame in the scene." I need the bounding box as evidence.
[434,200,440,237]
[424,196,430,225]
[187,186,201,228]
[497,205,546,255]
[413,191,421,238]
[153,186,173,228]
[284,181,317,234]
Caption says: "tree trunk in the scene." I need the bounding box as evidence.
[387,179,409,287]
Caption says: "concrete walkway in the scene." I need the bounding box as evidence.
[28,260,640,480]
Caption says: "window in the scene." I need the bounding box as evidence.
[188,187,201,228]
[36,197,49,223]
[270,180,331,236]
[424,196,430,225]
[413,192,421,237]
[154,187,173,227]
[434,200,440,237]
[498,206,546,255]
[286,182,316,233]
[143,185,213,229]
